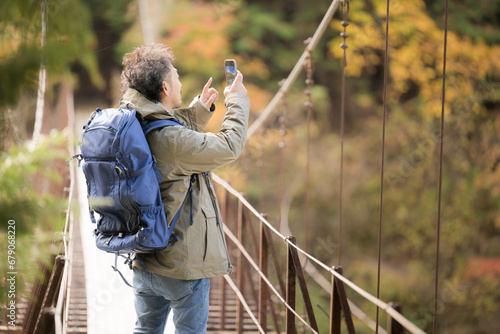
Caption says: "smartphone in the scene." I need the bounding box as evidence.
[224,59,237,87]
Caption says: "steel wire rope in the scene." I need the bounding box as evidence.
[223,275,266,334]
[338,0,350,266]
[212,173,427,334]
[57,88,77,333]
[63,89,76,259]
[278,82,287,233]
[257,135,266,213]
[304,46,314,254]
[224,227,320,334]
[376,0,391,331]
[433,0,449,331]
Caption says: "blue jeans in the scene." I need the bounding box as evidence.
[133,266,210,334]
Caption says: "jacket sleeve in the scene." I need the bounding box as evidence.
[170,96,214,132]
[152,92,250,174]
[189,96,215,132]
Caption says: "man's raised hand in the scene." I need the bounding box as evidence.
[224,71,247,97]
[200,77,219,109]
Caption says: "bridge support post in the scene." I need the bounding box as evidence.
[260,214,282,333]
[236,199,245,334]
[259,217,269,332]
[387,302,404,334]
[286,236,298,334]
[286,236,320,333]
[329,266,355,334]
[330,266,342,334]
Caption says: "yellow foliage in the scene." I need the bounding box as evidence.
[328,0,500,119]
[0,25,22,58]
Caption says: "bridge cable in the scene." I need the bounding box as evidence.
[257,132,266,213]
[433,0,449,331]
[304,44,314,254]
[223,275,266,334]
[376,0,391,331]
[338,0,350,265]
[213,173,426,334]
[224,227,320,334]
[278,82,287,233]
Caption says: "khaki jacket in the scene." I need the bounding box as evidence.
[120,88,250,279]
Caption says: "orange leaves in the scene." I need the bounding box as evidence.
[161,1,234,65]
[466,257,500,280]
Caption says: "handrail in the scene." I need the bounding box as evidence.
[302,260,387,333]
[212,173,426,334]
[224,227,320,334]
[57,84,76,334]
[223,274,266,334]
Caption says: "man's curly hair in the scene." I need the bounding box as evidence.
[120,43,175,102]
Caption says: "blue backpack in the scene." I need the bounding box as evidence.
[72,107,189,276]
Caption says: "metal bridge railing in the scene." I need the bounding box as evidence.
[213,173,426,334]
[19,87,82,334]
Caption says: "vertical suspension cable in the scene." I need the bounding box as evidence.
[338,0,350,265]
[376,0,391,331]
[304,44,314,253]
[278,82,287,232]
[434,0,449,332]
[258,134,266,213]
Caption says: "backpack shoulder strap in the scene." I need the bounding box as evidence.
[141,118,185,135]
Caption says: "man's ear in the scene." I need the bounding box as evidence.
[162,81,170,95]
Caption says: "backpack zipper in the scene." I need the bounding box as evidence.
[86,125,118,133]
[106,234,114,245]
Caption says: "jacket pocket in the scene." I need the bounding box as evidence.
[202,210,228,267]
[201,207,214,262]
[132,266,149,294]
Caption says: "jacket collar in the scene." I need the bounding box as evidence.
[119,88,173,120]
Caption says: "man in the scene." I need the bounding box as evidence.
[119,43,250,333]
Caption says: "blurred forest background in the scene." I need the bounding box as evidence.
[1,0,499,332]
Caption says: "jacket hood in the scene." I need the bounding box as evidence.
[120,88,173,120]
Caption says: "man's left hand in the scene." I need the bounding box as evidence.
[200,77,219,110]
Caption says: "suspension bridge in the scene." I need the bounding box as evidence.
[8,0,453,332]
